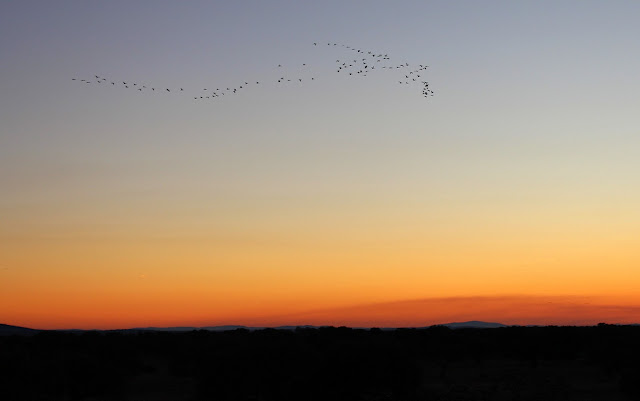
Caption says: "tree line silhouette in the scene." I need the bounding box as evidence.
[1,324,639,400]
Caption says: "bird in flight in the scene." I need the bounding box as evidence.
[72,41,433,103]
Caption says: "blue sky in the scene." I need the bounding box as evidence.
[2,1,640,328]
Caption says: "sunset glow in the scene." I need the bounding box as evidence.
[2,1,640,330]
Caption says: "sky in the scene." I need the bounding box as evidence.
[1,1,640,329]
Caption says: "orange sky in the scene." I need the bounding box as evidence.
[2,215,640,329]
[2,289,640,330]
[3,2,640,331]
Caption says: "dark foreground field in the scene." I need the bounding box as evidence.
[2,324,640,401]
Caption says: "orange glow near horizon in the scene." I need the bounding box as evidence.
[2,293,640,330]
[3,163,640,330]
[3,217,640,330]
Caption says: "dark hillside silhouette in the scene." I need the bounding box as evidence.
[0,323,39,336]
[1,324,640,400]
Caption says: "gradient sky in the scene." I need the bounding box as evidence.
[2,1,640,329]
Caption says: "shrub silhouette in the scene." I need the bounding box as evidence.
[2,325,640,400]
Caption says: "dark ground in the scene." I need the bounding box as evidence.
[1,324,639,401]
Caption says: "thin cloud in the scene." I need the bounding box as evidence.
[239,295,640,327]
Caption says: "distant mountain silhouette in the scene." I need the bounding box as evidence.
[11,321,640,335]
[439,321,508,329]
[0,323,40,336]
[130,326,202,332]
[273,325,320,330]
[1,323,327,335]
[130,325,320,332]
[0,322,510,335]
[202,325,250,331]
[130,323,507,331]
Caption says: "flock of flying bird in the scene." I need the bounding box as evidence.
[72,42,434,102]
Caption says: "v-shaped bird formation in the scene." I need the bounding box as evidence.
[71,42,434,102]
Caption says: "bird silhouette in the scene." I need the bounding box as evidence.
[73,41,432,104]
